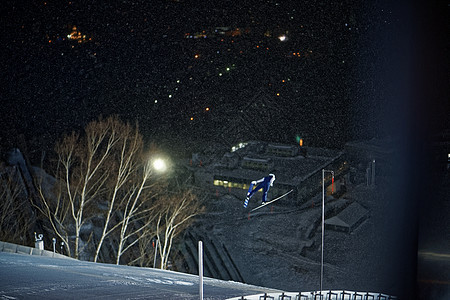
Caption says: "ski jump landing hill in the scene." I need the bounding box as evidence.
[0,241,398,300]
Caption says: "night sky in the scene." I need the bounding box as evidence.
[1,0,447,159]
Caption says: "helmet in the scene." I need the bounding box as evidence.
[269,173,275,186]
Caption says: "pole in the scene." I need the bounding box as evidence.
[320,169,325,294]
[153,239,159,268]
[198,241,203,300]
[371,159,376,186]
[320,169,334,295]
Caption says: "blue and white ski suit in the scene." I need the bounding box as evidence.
[244,174,275,207]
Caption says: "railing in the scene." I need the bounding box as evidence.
[228,290,398,300]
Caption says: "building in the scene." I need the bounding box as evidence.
[189,141,347,206]
[344,137,397,179]
[324,202,369,233]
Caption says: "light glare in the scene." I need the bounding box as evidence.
[153,158,167,172]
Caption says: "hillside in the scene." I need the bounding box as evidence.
[179,177,408,296]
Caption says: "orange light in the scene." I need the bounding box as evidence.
[190,117,194,121]
[205,107,210,111]
[299,138,303,147]
[276,93,280,96]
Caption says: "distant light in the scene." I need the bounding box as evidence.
[226,67,230,71]
[190,117,194,121]
[278,35,287,42]
[154,100,158,103]
[205,107,210,111]
[168,94,172,98]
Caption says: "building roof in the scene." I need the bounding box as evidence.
[198,141,343,186]
[325,202,369,229]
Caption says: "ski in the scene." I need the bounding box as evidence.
[250,189,293,212]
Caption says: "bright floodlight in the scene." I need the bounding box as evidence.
[152,158,167,172]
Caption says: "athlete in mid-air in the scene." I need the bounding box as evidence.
[243,173,276,208]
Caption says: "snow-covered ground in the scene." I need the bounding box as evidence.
[0,251,280,299]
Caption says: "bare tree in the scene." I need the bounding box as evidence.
[92,121,143,262]
[128,225,157,267]
[0,166,34,244]
[34,115,198,266]
[155,187,205,270]
[35,116,121,259]
[114,158,163,265]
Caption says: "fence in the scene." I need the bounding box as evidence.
[0,241,73,260]
[228,290,398,300]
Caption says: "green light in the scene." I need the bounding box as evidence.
[295,135,304,147]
